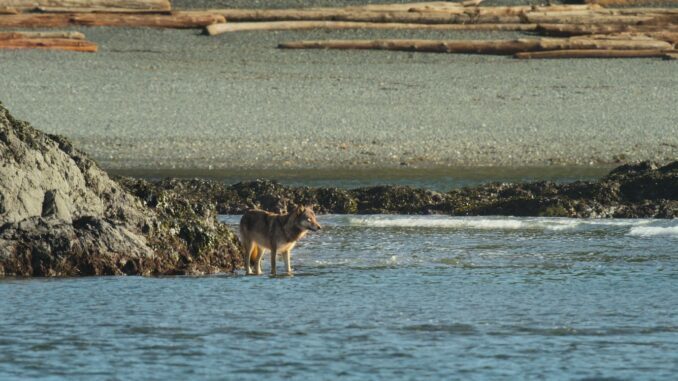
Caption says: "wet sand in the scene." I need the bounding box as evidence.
[1,0,676,172]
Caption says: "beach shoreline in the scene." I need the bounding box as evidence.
[106,165,615,191]
[1,0,676,171]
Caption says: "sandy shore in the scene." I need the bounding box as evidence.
[1,0,677,171]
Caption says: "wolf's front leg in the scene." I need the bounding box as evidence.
[282,250,293,275]
[270,248,277,275]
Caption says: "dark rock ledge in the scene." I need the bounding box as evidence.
[129,161,677,219]
[0,103,242,277]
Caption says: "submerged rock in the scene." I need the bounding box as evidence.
[148,163,677,219]
[0,102,242,277]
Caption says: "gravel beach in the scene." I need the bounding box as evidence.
[1,0,677,172]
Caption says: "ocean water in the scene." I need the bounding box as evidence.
[1,215,677,381]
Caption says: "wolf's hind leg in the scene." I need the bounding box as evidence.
[242,239,254,275]
[249,245,261,275]
[255,247,265,275]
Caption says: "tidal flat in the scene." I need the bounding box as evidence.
[1,0,677,170]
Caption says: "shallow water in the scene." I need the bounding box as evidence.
[110,166,611,191]
[1,215,677,380]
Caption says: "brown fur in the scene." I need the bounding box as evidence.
[239,205,321,275]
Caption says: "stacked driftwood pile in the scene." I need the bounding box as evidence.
[0,0,222,28]
[240,1,676,59]
[0,0,222,51]
[0,0,676,58]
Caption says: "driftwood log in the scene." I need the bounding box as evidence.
[278,38,674,55]
[206,20,537,35]
[536,23,678,36]
[0,37,97,52]
[586,0,678,5]
[568,32,678,46]
[523,14,659,25]
[515,49,677,59]
[0,12,224,28]
[197,8,524,24]
[0,30,85,39]
[35,6,170,13]
[0,7,19,14]
[195,4,676,24]
[2,0,170,11]
[346,2,464,12]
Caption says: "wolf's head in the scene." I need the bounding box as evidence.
[292,206,322,232]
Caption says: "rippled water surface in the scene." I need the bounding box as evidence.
[1,215,677,380]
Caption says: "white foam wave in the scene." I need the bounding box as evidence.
[345,216,582,231]
[628,225,678,238]
[220,214,666,234]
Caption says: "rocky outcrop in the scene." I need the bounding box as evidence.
[0,102,242,277]
[143,161,677,219]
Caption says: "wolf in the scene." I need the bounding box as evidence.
[239,205,321,275]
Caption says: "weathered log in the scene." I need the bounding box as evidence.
[571,32,678,45]
[462,0,484,6]
[0,7,19,14]
[200,8,523,24]
[410,4,600,15]
[199,7,677,24]
[35,6,171,13]
[0,37,97,52]
[0,30,85,39]
[523,14,657,25]
[402,4,596,16]
[278,38,673,55]
[515,49,675,59]
[608,8,678,16]
[532,5,601,12]
[2,0,170,11]
[586,0,678,5]
[524,10,601,19]
[206,20,537,35]
[536,23,678,36]
[643,31,678,45]
[204,5,606,23]
[0,12,225,28]
[564,8,678,18]
[347,2,462,12]
[405,7,465,15]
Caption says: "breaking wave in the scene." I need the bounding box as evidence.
[220,215,674,235]
[628,225,678,238]
[341,215,655,232]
